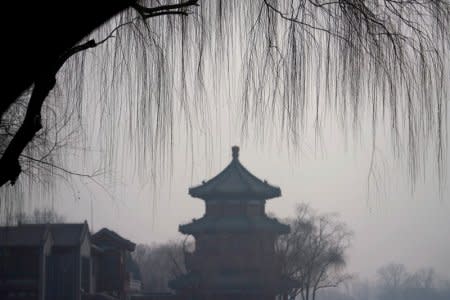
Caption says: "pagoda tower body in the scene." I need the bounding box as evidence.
[170,146,295,300]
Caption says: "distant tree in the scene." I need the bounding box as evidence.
[405,267,435,289]
[315,288,355,300]
[376,263,408,300]
[1,207,66,225]
[348,279,370,300]
[132,241,186,292]
[440,280,450,300]
[276,204,353,300]
[313,271,450,300]
[376,264,443,300]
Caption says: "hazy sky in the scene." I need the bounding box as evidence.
[6,7,450,283]
[16,103,449,282]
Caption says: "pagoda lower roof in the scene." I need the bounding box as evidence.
[179,216,290,235]
[169,271,299,292]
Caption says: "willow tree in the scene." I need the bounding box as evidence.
[1,1,449,191]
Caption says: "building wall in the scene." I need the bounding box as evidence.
[205,200,266,217]
[178,196,285,300]
[46,248,79,300]
[96,250,122,294]
[0,246,41,300]
[40,237,53,300]
[79,235,92,295]
[193,232,277,272]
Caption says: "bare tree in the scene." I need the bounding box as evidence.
[377,263,407,300]
[132,241,186,292]
[377,264,441,300]
[276,204,353,300]
[1,207,66,226]
[405,267,435,290]
[378,263,407,289]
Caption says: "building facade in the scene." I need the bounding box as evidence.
[170,146,295,300]
[0,223,138,300]
[0,223,91,300]
[92,228,137,300]
[0,225,53,300]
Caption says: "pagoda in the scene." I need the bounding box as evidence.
[170,146,296,300]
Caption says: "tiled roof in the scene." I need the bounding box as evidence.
[179,216,290,234]
[189,146,281,200]
[0,225,50,246]
[92,228,135,251]
[18,222,89,247]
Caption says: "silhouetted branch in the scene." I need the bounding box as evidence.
[0,0,200,187]
[20,154,101,178]
[132,0,198,19]
[0,39,101,186]
[1,0,448,195]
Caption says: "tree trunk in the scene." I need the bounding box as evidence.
[1,1,133,120]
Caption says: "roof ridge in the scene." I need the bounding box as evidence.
[233,159,255,193]
[189,147,281,200]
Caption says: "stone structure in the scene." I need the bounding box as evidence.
[170,146,295,300]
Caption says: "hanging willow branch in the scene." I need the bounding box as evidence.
[1,0,449,194]
[0,0,199,187]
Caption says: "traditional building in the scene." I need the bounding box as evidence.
[0,222,91,300]
[170,146,295,300]
[43,222,92,300]
[92,228,136,300]
[0,222,138,300]
[0,225,53,300]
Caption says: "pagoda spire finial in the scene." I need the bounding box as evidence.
[232,146,239,160]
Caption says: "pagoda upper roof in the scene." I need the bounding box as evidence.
[189,146,281,200]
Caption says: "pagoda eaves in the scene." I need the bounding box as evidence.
[179,215,290,235]
[189,146,281,200]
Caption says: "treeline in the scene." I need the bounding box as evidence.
[132,241,186,293]
[0,207,65,225]
[317,263,450,300]
[132,205,449,300]
[132,203,352,300]
[133,240,450,300]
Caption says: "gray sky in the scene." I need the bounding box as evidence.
[6,6,450,282]
[16,103,450,282]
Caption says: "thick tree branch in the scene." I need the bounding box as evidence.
[131,0,199,16]
[0,39,102,186]
[0,1,200,187]
[20,154,101,178]
[132,0,198,20]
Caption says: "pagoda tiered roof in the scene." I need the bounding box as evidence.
[189,146,281,200]
[179,215,290,234]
